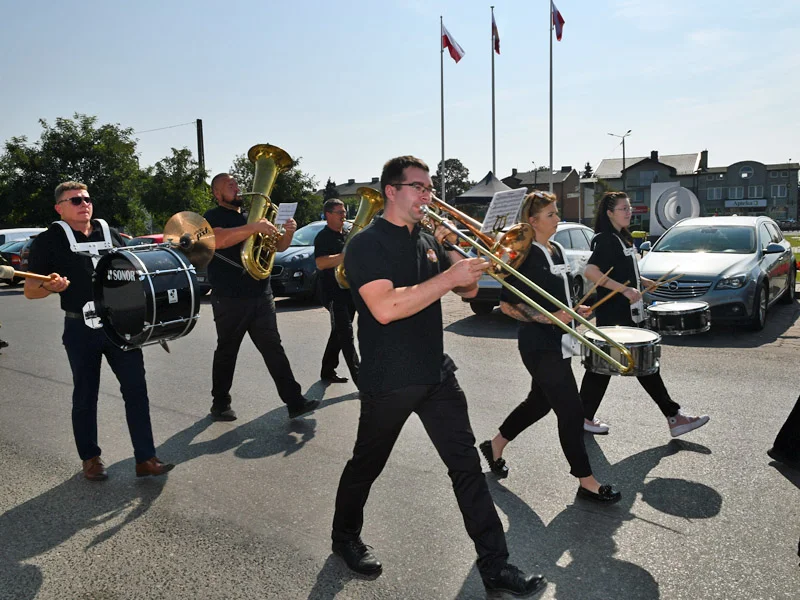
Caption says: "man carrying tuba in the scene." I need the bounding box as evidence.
[204,173,318,421]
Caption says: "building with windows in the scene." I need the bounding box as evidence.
[501,166,582,220]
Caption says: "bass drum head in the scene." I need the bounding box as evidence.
[93,247,199,349]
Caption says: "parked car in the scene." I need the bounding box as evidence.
[465,222,596,315]
[18,235,39,273]
[638,216,796,330]
[127,233,211,295]
[0,239,28,285]
[270,221,328,301]
[0,228,46,245]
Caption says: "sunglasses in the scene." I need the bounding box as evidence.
[59,196,92,206]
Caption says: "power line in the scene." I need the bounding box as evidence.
[134,121,195,134]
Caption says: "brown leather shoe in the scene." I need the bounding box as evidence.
[135,457,175,477]
[82,456,108,481]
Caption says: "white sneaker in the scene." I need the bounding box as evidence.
[584,417,609,435]
[668,410,710,438]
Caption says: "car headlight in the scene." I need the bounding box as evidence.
[292,252,311,261]
[715,275,747,290]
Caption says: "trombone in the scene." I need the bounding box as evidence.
[422,197,634,375]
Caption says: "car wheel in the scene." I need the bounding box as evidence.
[780,265,796,304]
[748,283,768,331]
[470,302,496,316]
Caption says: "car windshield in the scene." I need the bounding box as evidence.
[653,225,756,254]
[290,222,326,246]
[0,240,27,252]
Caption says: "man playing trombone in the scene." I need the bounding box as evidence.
[330,155,545,598]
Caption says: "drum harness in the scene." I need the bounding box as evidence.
[531,240,579,358]
[613,233,645,324]
[54,219,114,329]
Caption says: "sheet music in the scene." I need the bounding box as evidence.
[480,188,527,234]
[275,202,298,225]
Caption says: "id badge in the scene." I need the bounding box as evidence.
[82,301,103,329]
[630,298,645,324]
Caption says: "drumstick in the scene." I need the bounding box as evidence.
[0,265,51,282]
[575,267,614,307]
[587,280,630,313]
[642,266,677,292]
[644,273,684,294]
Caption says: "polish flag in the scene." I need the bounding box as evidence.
[442,23,465,63]
[492,14,500,54]
[551,1,565,41]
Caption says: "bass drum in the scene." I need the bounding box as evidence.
[582,326,661,377]
[646,301,710,336]
[93,246,200,350]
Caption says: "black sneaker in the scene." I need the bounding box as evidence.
[209,405,237,421]
[479,440,509,478]
[288,398,320,419]
[484,564,546,598]
[332,539,382,575]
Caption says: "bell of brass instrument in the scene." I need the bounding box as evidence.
[240,144,294,280]
[335,186,384,289]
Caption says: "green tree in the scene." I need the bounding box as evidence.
[228,154,321,226]
[322,178,340,200]
[432,158,473,199]
[0,113,147,231]
[141,147,212,231]
[582,161,594,178]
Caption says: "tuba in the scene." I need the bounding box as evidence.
[240,143,294,279]
[334,186,384,289]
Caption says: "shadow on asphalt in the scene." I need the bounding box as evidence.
[445,311,517,339]
[447,437,720,599]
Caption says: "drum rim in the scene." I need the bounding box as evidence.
[585,325,661,343]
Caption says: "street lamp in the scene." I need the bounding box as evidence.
[608,129,632,190]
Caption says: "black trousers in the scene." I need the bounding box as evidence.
[581,370,680,420]
[331,374,509,578]
[211,294,304,408]
[773,394,800,459]
[498,351,592,478]
[62,317,156,463]
[320,294,359,382]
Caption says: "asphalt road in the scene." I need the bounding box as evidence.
[0,285,798,600]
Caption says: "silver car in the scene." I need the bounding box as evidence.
[464,222,595,316]
[639,216,796,330]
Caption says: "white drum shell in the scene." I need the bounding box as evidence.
[582,326,661,377]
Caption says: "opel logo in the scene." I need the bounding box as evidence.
[668,281,679,291]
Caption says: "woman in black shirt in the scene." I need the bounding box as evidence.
[580,191,709,437]
[480,192,621,503]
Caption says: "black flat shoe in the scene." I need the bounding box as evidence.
[332,539,382,576]
[288,398,320,419]
[484,564,546,598]
[479,440,509,478]
[577,484,622,504]
[321,372,349,384]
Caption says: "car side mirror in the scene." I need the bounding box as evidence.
[639,241,651,254]
[764,242,785,254]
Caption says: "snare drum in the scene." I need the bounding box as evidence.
[582,326,661,377]
[93,246,200,350]
[646,301,710,336]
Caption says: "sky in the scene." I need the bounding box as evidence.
[2,0,799,193]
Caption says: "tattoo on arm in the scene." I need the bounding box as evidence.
[504,302,553,324]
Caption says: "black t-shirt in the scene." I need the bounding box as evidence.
[314,225,349,304]
[204,205,271,298]
[588,231,639,326]
[344,218,452,393]
[27,221,126,313]
[501,243,572,353]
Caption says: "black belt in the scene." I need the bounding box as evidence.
[64,311,83,319]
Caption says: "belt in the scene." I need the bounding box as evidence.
[64,311,83,319]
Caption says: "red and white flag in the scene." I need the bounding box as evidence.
[442,23,465,63]
[551,1,565,41]
[492,14,500,54]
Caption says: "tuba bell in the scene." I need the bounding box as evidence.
[334,186,384,289]
[240,143,294,280]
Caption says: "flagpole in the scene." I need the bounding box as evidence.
[549,2,554,194]
[440,16,446,201]
[491,6,496,175]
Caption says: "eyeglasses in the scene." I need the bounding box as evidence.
[59,196,92,206]
[614,205,633,213]
[393,182,434,195]
[329,210,347,216]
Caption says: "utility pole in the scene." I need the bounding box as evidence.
[608,130,631,191]
[196,119,205,179]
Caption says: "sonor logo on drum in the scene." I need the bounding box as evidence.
[106,269,137,282]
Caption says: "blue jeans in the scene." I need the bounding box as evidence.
[62,317,156,463]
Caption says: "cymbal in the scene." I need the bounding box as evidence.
[163,211,216,268]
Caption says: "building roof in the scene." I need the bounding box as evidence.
[316,178,381,197]
[457,171,512,199]
[594,153,700,179]
[502,168,575,187]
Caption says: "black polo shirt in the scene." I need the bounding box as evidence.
[314,225,349,304]
[588,231,638,326]
[344,218,451,393]
[27,221,126,313]
[501,244,572,353]
[204,205,271,298]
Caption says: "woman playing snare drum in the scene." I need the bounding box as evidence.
[580,191,709,438]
